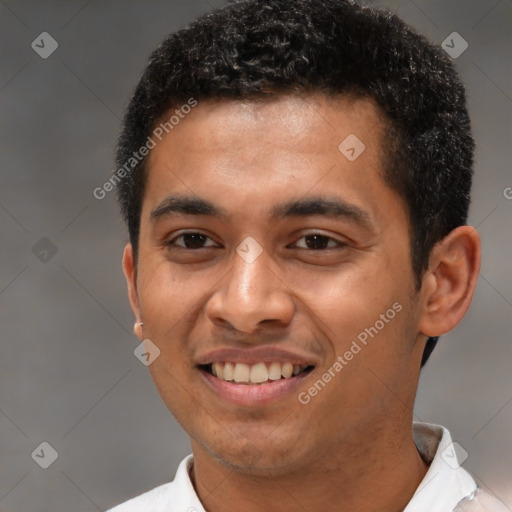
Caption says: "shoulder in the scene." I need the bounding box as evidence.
[453,488,511,511]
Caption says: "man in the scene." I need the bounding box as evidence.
[106,1,504,510]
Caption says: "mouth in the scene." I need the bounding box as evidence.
[199,361,315,385]
[197,361,315,406]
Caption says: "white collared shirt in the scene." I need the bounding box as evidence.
[105,422,504,512]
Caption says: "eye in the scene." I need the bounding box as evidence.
[292,233,347,250]
[167,232,219,249]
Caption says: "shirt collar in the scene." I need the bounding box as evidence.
[404,422,477,512]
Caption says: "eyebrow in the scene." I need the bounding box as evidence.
[271,197,373,229]
[151,195,229,220]
[150,194,374,230]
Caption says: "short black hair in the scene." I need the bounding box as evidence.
[115,0,474,367]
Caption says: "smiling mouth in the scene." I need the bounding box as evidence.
[199,362,315,385]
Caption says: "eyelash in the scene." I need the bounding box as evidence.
[166,232,347,250]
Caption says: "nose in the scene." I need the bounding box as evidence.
[205,246,295,335]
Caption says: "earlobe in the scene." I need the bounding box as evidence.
[134,321,144,340]
[418,226,481,337]
[122,244,142,331]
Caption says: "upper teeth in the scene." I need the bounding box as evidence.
[211,362,309,384]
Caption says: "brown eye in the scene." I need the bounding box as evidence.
[168,232,217,249]
[293,234,346,250]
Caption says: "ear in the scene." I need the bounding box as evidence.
[418,226,481,337]
[122,244,142,337]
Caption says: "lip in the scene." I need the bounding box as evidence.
[198,365,314,406]
[195,346,320,366]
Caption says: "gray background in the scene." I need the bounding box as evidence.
[1,0,511,510]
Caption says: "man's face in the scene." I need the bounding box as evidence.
[124,94,427,474]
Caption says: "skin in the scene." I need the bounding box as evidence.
[122,93,481,512]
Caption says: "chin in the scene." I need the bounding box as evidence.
[204,436,309,476]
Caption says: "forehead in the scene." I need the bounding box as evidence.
[149,93,385,162]
[142,93,400,227]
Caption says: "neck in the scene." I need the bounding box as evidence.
[189,420,429,512]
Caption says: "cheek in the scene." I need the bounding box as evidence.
[287,259,414,387]
[135,264,199,378]
[283,259,401,331]
[137,259,200,320]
